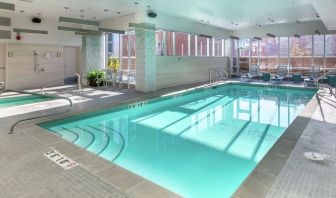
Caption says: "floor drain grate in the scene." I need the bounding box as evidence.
[304,152,327,161]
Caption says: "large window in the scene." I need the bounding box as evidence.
[154,30,226,57]
[228,34,336,76]
[197,36,208,56]
[214,38,224,57]
[166,31,174,56]
[290,35,312,75]
[251,39,259,66]
[279,37,289,66]
[106,33,120,59]
[326,35,336,71]
[190,34,196,56]
[175,32,188,56]
[314,35,324,71]
[121,31,136,72]
[260,38,279,73]
[155,30,164,56]
[239,39,250,72]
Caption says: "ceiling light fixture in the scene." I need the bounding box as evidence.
[253,37,262,41]
[294,34,300,38]
[315,30,321,35]
[230,36,240,40]
[266,33,275,38]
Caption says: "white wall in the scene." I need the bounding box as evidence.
[5,43,65,90]
[233,20,336,39]
[0,44,5,82]
[144,13,232,38]
[100,12,233,38]
[156,56,230,89]
[100,14,136,31]
[0,13,82,89]
[0,13,81,46]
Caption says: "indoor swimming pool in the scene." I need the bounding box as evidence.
[0,94,52,109]
[40,84,316,198]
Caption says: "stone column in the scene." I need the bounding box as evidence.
[134,23,156,92]
[81,34,105,84]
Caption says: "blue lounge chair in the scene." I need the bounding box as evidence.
[271,65,288,84]
[304,66,321,87]
[240,65,260,82]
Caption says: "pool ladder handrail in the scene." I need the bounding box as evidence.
[41,73,81,95]
[209,66,229,84]
[316,69,336,97]
[0,89,73,134]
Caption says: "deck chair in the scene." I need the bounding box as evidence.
[240,65,260,82]
[304,66,321,87]
[270,65,288,84]
[127,70,136,89]
[101,69,114,87]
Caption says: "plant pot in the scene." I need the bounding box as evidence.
[88,79,98,87]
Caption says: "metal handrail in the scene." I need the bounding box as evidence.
[41,73,81,94]
[209,67,229,84]
[0,89,73,134]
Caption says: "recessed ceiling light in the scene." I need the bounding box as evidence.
[134,2,139,5]
[117,11,121,14]
[80,9,84,12]
[147,5,151,8]
[104,9,109,12]
[64,7,69,10]
[20,10,25,13]
[200,19,204,22]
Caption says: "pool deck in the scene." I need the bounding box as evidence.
[0,81,335,198]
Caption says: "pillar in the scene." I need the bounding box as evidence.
[134,23,156,92]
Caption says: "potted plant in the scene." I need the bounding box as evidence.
[107,57,120,73]
[86,70,106,87]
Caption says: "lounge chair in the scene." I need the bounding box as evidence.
[102,69,115,87]
[304,66,321,87]
[270,65,288,84]
[240,65,260,82]
[115,70,136,90]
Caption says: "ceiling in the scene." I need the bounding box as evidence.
[1,0,335,30]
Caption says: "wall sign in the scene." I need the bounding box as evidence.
[44,150,78,170]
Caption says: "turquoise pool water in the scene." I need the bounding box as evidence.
[0,94,51,109]
[40,84,316,198]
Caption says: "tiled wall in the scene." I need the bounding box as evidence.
[81,35,104,83]
[135,27,156,92]
[6,43,64,90]
[156,56,230,89]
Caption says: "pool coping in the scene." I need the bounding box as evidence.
[20,81,318,198]
[232,86,319,198]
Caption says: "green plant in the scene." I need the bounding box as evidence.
[107,57,120,72]
[86,70,106,86]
